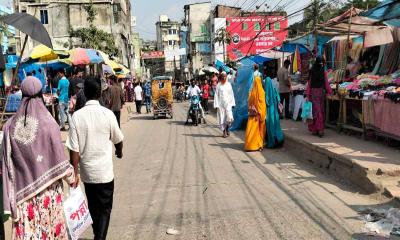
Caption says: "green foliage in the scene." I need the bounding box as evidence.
[289,0,379,38]
[69,1,118,56]
[0,16,10,46]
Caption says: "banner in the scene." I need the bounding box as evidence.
[226,16,288,60]
[141,51,164,60]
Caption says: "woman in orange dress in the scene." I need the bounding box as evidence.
[244,72,267,151]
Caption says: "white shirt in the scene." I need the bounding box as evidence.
[214,81,235,110]
[186,85,201,97]
[66,100,124,184]
[134,86,143,101]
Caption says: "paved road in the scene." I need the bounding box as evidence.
[83,102,392,240]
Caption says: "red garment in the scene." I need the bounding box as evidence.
[201,84,210,99]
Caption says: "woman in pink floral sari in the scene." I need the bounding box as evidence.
[2,76,76,239]
[306,57,332,137]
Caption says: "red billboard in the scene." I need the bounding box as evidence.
[141,51,164,60]
[226,16,288,60]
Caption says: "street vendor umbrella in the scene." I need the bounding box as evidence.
[2,13,53,84]
[202,66,219,74]
[97,50,121,71]
[68,48,104,65]
[29,44,69,62]
[2,13,52,49]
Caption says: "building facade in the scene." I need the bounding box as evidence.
[0,0,16,54]
[131,32,142,78]
[184,1,211,75]
[155,15,180,77]
[13,0,132,68]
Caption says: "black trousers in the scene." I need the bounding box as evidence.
[201,98,209,112]
[113,111,121,127]
[84,181,114,240]
[280,92,290,118]
[135,100,142,114]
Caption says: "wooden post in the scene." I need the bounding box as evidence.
[12,35,28,85]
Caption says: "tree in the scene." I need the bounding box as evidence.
[214,28,232,63]
[0,16,10,47]
[339,0,379,13]
[69,1,118,56]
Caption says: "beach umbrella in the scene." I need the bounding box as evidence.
[29,44,69,62]
[68,48,103,65]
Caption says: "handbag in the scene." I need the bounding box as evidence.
[63,187,93,240]
[301,101,313,123]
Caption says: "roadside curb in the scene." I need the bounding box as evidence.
[207,100,399,197]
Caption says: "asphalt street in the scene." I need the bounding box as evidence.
[81,102,393,240]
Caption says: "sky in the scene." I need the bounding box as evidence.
[132,0,312,40]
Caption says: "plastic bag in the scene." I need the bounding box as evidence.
[301,101,313,122]
[63,186,93,240]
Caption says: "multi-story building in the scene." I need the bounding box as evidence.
[131,32,142,78]
[155,15,180,77]
[0,0,16,54]
[184,1,211,75]
[142,40,157,52]
[13,0,132,69]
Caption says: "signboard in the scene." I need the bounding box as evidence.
[164,48,186,61]
[226,16,288,60]
[141,51,164,60]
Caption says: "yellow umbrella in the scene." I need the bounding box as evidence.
[116,64,130,78]
[30,44,69,62]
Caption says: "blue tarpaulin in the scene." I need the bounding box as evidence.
[278,43,310,54]
[360,0,400,21]
[289,34,333,56]
[215,59,231,73]
[249,55,272,64]
[231,58,257,131]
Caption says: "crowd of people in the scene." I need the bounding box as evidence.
[1,70,130,239]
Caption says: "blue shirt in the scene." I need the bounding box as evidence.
[144,83,151,97]
[58,77,70,103]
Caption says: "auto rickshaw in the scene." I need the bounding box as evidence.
[151,76,173,119]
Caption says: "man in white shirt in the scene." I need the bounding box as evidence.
[214,72,236,137]
[134,83,143,114]
[186,80,205,122]
[67,77,124,240]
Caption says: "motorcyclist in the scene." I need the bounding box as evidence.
[186,79,205,123]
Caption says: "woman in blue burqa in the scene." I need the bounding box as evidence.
[264,76,284,148]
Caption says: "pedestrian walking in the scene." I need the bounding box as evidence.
[67,78,124,240]
[109,75,124,127]
[143,80,152,113]
[265,76,284,148]
[57,69,70,131]
[2,76,76,240]
[306,57,332,137]
[134,82,143,114]
[214,72,236,138]
[245,72,266,151]
[200,79,210,113]
[277,60,292,119]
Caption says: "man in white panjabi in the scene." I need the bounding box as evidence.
[214,72,236,138]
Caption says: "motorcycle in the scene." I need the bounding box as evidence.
[175,90,184,102]
[186,95,202,126]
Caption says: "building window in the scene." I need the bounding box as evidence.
[274,22,280,30]
[266,23,270,31]
[168,40,174,46]
[226,20,230,27]
[254,22,261,31]
[201,24,207,34]
[168,29,177,35]
[242,23,248,30]
[40,9,48,25]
